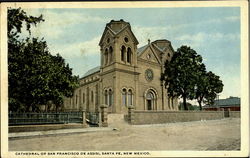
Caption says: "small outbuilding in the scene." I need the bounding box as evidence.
[203,96,240,111]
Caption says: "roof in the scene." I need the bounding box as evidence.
[152,44,164,52]
[81,66,100,78]
[99,19,139,46]
[214,97,240,107]
[137,39,174,56]
[106,19,129,33]
[137,44,148,56]
[152,40,170,52]
[205,97,241,108]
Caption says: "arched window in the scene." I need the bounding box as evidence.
[79,89,81,104]
[109,46,113,63]
[122,89,127,106]
[146,92,154,100]
[121,46,126,62]
[91,91,94,102]
[127,47,132,63]
[104,48,108,65]
[104,90,108,105]
[86,87,89,111]
[128,89,133,106]
[108,89,113,106]
[75,95,78,107]
[83,93,85,104]
[95,85,98,106]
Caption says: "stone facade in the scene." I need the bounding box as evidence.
[63,19,178,114]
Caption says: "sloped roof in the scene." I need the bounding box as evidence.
[214,97,240,107]
[152,43,165,52]
[81,66,100,78]
[137,39,173,56]
[205,97,241,108]
[137,44,148,56]
[152,39,175,54]
[99,20,139,46]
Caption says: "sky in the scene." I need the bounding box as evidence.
[22,7,241,101]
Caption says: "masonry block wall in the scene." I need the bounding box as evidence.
[229,111,241,118]
[128,110,240,125]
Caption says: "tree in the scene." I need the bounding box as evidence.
[194,71,223,110]
[161,46,205,110]
[162,45,224,111]
[193,71,209,110]
[8,8,44,41]
[203,71,223,106]
[179,102,199,111]
[8,8,79,112]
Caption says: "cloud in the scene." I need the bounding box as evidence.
[219,73,241,99]
[224,16,240,22]
[23,9,108,40]
[173,33,205,49]
[197,15,240,25]
[176,33,204,42]
[133,26,165,46]
[49,36,101,58]
[25,9,108,26]
[174,32,240,49]
[133,25,180,47]
[132,14,240,48]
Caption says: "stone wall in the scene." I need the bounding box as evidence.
[229,111,241,118]
[128,110,229,125]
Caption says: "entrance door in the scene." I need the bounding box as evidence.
[146,91,155,110]
[147,100,152,110]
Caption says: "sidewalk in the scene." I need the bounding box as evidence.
[9,127,114,139]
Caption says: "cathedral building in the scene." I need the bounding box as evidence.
[63,19,178,113]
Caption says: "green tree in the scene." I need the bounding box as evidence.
[8,8,44,42]
[194,71,223,110]
[179,102,199,111]
[8,8,79,112]
[193,70,208,110]
[161,45,206,110]
[203,71,223,106]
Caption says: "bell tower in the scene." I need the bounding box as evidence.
[98,19,139,113]
[99,19,139,68]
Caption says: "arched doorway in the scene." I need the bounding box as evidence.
[146,92,154,110]
[145,90,157,110]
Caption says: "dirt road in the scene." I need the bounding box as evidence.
[9,118,240,151]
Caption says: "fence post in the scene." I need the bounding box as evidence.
[128,105,135,124]
[82,110,88,127]
[100,104,108,127]
[222,108,225,118]
[222,108,229,118]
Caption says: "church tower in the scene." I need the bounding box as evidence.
[99,19,139,113]
[99,19,139,67]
